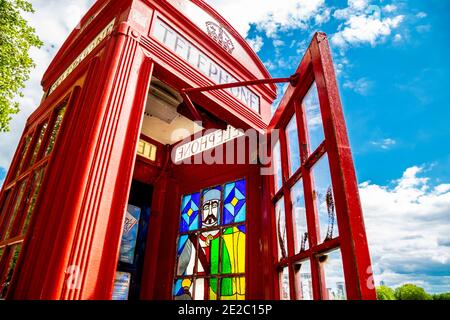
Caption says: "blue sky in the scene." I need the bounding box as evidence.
[0,0,449,294]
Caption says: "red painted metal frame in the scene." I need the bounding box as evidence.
[268,32,376,300]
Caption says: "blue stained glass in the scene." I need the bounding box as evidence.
[180,193,201,232]
[223,179,246,225]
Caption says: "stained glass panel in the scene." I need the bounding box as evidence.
[180,193,200,232]
[201,186,222,228]
[198,230,220,275]
[221,226,246,274]
[176,179,246,300]
[174,278,193,300]
[220,277,245,300]
[223,179,246,225]
[176,235,196,276]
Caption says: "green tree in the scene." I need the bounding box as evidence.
[394,284,432,300]
[432,292,450,300]
[0,0,42,132]
[376,286,396,300]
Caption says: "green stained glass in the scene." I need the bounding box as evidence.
[220,277,245,300]
[221,226,246,274]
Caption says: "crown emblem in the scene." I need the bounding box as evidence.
[205,21,235,54]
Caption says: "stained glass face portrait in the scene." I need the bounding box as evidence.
[174,178,247,300]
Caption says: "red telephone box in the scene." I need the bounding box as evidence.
[0,0,376,300]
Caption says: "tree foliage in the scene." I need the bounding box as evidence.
[0,0,42,132]
[394,284,432,300]
[376,286,396,300]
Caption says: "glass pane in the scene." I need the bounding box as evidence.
[291,180,308,253]
[29,122,48,166]
[220,277,245,300]
[174,278,193,300]
[180,192,200,232]
[21,167,46,235]
[319,249,346,300]
[201,186,222,228]
[273,141,282,191]
[198,230,220,275]
[193,278,206,300]
[275,197,287,261]
[0,247,3,261]
[223,179,246,225]
[294,259,313,300]
[3,179,28,240]
[286,115,301,176]
[279,267,290,300]
[15,135,32,177]
[303,82,324,153]
[45,106,66,156]
[221,226,246,274]
[312,154,338,242]
[176,235,196,276]
[0,244,22,299]
[0,190,13,224]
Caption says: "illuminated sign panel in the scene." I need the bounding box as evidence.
[137,139,157,161]
[153,18,260,113]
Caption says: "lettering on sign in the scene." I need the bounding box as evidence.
[137,139,157,161]
[49,19,116,95]
[153,18,260,113]
[174,125,245,162]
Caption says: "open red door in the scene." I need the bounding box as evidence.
[268,33,376,300]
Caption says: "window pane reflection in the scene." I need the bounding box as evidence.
[291,180,308,253]
[279,267,290,300]
[312,154,338,242]
[275,197,287,261]
[273,141,282,191]
[286,115,301,176]
[294,259,313,300]
[319,249,346,300]
[303,82,324,153]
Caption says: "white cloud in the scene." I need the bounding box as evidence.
[247,35,264,52]
[206,0,329,38]
[0,0,95,172]
[360,166,450,293]
[343,77,373,95]
[416,12,427,19]
[370,138,397,150]
[332,0,404,49]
